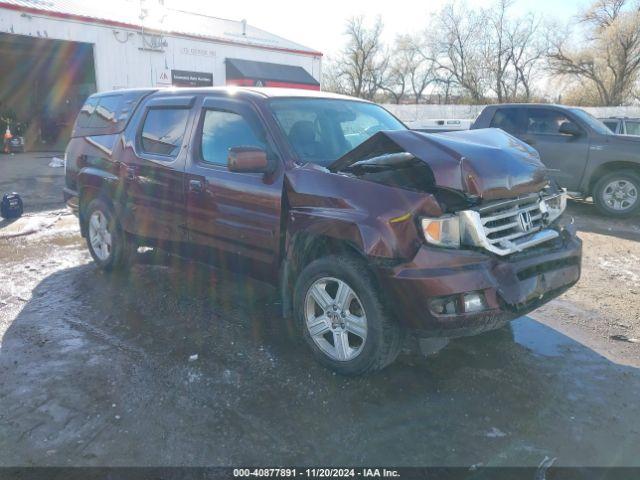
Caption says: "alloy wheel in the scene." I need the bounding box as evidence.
[602,179,638,211]
[304,277,367,362]
[88,210,112,261]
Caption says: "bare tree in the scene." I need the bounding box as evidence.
[322,56,349,94]
[426,1,545,103]
[332,16,388,100]
[505,12,545,101]
[427,2,488,103]
[379,55,408,104]
[326,0,547,104]
[434,71,456,103]
[478,0,546,102]
[378,35,437,103]
[548,0,640,105]
[396,34,438,103]
[483,0,513,102]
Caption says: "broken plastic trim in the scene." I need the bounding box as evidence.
[342,152,417,173]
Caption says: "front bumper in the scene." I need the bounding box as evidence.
[376,221,582,338]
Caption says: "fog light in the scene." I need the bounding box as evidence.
[463,292,487,313]
[430,296,459,315]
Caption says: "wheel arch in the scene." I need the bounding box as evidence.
[77,168,120,237]
[279,232,371,318]
[588,161,640,195]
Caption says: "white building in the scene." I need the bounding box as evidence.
[0,0,322,149]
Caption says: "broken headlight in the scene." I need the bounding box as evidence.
[420,216,460,248]
[541,191,567,224]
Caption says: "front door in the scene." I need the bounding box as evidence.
[519,108,590,191]
[184,96,284,276]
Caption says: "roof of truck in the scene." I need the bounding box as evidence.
[145,86,369,102]
[482,103,566,109]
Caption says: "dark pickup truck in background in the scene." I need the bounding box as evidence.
[472,104,640,217]
[64,88,581,375]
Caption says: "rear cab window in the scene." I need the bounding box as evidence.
[72,90,152,137]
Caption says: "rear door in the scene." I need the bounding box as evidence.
[119,95,196,244]
[184,96,285,273]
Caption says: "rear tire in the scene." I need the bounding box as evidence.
[593,170,640,217]
[293,255,404,375]
[83,198,135,271]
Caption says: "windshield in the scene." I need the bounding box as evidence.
[269,98,406,167]
[570,108,612,135]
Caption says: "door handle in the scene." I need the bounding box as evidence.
[189,179,204,194]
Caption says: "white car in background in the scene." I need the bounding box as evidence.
[410,118,474,133]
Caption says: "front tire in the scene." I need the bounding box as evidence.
[83,198,135,271]
[593,170,640,217]
[293,255,404,375]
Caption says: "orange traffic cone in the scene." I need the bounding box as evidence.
[3,127,12,154]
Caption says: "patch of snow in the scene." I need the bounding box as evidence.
[599,256,640,286]
[485,427,507,438]
[48,156,65,167]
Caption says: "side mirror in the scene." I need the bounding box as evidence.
[228,146,270,173]
[559,121,581,136]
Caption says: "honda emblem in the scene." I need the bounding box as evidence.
[518,210,534,232]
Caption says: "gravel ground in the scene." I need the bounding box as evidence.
[531,201,640,368]
[0,152,65,213]
[0,202,639,467]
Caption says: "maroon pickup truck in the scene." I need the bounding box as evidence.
[64,87,581,375]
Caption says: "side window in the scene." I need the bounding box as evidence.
[140,108,190,158]
[602,120,618,133]
[200,110,266,166]
[76,97,98,128]
[625,121,640,136]
[526,109,574,135]
[490,109,522,135]
[91,95,122,130]
[75,92,148,135]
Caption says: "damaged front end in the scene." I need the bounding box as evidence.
[287,126,581,338]
[330,128,568,256]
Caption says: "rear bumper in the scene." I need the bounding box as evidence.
[376,221,581,338]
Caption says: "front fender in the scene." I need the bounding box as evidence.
[284,166,442,260]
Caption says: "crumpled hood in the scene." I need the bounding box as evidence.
[329,128,549,201]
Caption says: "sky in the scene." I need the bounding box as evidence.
[169,0,589,57]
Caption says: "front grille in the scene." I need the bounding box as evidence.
[477,194,544,248]
[458,191,566,256]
